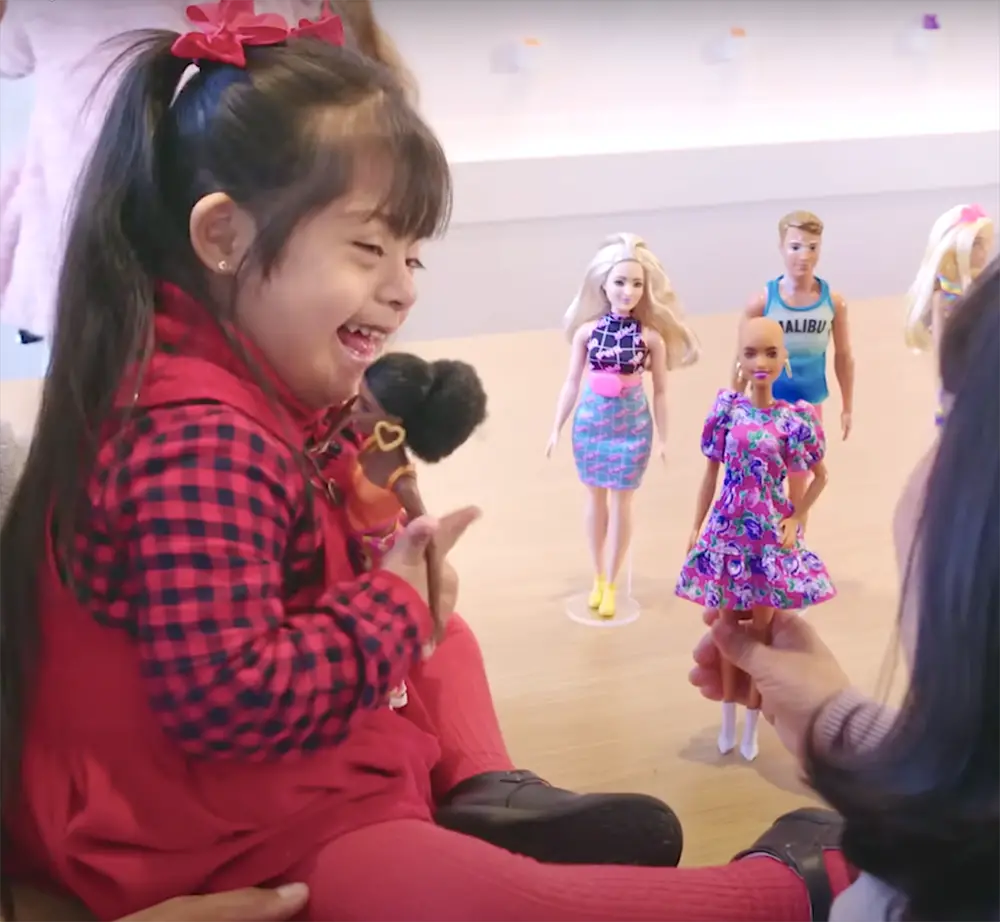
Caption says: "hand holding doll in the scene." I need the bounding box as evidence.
[344,352,487,643]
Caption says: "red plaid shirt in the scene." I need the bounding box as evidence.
[70,286,432,760]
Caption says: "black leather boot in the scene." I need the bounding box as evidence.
[434,770,683,867]
[733,807,844,921]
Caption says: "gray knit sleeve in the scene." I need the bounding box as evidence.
[815,688,898,753]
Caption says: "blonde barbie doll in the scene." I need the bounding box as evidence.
[905,204,994,425]
[546,233,699,618]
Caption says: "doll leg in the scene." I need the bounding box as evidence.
[599,488,634,618]
[717,609,750,754]
[585,486,610,608]
[740,607,776,761]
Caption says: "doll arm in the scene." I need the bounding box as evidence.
[548,323,592,440]
[392,472,443,639]
[690,459,721,534]
[647,329,668,445]
[789,459,828,523]
[730,292,767,391]
[831,294,855,415]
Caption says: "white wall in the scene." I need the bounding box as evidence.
[377,0,999,161]
[377,0,1000,339]
[1,1,997,350]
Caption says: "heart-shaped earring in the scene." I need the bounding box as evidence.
[373,419,406,452]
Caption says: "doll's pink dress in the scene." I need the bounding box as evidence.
[676,388,836,611]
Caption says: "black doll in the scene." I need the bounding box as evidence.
[343,352,487,653]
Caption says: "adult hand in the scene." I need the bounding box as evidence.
[686,528,701,554]
[381,507,481,615]
[120,884,310,921]
[655,440,667,464]
[689,608,851,758]
[544,432,558,458]
[841,411,852,441]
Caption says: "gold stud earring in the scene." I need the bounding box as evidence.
[785,359,793,377]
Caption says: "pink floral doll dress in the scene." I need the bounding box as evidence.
[676,389,836,611]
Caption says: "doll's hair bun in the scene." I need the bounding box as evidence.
[364,353,487,463]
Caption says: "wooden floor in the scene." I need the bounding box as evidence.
[408,295,935,866]
[0,296,937,868]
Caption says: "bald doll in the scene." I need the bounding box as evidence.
[676,317,836,760]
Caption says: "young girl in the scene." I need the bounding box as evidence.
[0,0,413,341]
[903,203,994,426]
[547,233,699,619]
[1,6,857,921]
[677,317,835,762]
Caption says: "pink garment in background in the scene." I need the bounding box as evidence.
[0,0,326,337]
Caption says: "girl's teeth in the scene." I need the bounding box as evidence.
[344,324,384,340]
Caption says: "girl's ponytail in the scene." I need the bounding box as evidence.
[0,30,187,830]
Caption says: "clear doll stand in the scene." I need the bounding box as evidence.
[565,549,641,628]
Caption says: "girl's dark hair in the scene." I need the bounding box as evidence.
[0,28,451,838]
[806,258,1000,922]
[365,353,487,463]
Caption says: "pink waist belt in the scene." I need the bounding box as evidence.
[588,370,642,398]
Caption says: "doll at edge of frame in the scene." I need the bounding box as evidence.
[678,317,835,761]
[903,203,995,428]
[546,233,700,620]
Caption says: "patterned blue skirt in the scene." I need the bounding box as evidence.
[571,382,653,490]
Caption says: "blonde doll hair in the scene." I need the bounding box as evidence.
[778,210,824,238]
[905,204,994,351]
[562,233,700,370]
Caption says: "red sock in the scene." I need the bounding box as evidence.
[823,848,857,892]
[403,614,516,798]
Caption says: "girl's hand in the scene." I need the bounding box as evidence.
[689,609,851,759]
[381,507,481,632]
[545,432,559,458]
[655,441,667,463]
[778,516,800,548]
[686,528,701,553]
[120,884,310,921]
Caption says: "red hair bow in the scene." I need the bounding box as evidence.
[293,1,346,46]
[171,0,345,68]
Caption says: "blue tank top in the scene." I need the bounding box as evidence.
[763,275,834,405]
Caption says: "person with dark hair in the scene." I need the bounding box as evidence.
[691,258,1000,921]
[0,2,866,921]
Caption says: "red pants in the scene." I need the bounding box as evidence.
[284,615,850,921]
